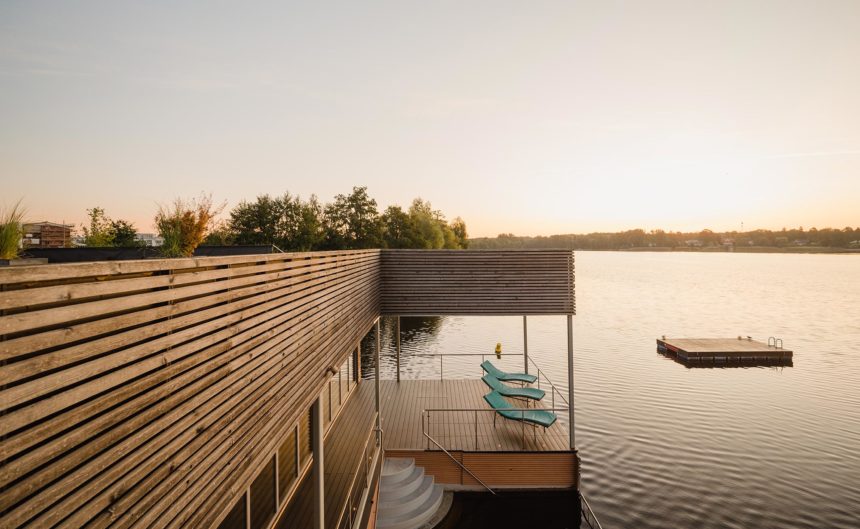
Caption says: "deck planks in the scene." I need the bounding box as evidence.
[657,337,793,360]
[377,380,569,452]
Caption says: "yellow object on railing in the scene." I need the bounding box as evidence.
[495,342,502,359]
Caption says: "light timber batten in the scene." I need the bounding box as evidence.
[380,249,575,316]
[0,249,574,529]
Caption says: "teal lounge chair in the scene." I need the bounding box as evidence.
[480,360,537,384]
[483,390,557,428]
[482,374,545,401]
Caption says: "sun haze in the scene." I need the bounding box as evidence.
[2,1,858,236]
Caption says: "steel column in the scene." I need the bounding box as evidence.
[567,314,575,449]
[312,396,324,529]
[396,316,401,383]
[523,315,529,374]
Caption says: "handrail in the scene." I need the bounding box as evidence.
[525,355,569,407]
[580,492,604,529]
[422,406,569,454]
[334,412,381,529]
[420,411,496,495]
[404,352,570,408]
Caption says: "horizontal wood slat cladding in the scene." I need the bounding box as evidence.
[380,250,575,316]
[0,249,576,529]
[0,250,381,529]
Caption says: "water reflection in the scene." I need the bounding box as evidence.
[354,252,860,529]
[360,316,447,380]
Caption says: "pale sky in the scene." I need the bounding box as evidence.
[1,1,858,237]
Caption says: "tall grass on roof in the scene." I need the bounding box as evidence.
[0,200,25,260]
[155,194,223,258]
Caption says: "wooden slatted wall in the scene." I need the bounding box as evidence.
[0,250,380,529]
[379,249,575,316]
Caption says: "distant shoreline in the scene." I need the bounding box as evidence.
[588,246,860,254]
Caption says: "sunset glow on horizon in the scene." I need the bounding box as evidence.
[2,1,858,237]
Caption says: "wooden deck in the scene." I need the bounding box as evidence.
[657,337,793,361]
[378,379,570,452]
[278,378,576,527]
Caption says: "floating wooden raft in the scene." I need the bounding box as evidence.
[657,337,793,361]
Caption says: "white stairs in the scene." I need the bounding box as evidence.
[376,458,445,529]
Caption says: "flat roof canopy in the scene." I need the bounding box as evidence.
[380,249,575,316]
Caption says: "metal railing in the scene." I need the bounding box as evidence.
[403,352,570,411]
[334,412,382,529]
[580,492,604,529]
[421,428,496,495]
[768,336,784,349]
[422,407,569,451]
[525,355,569,408]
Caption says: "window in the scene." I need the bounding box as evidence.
[249,456,276,529]
[299,408,312,468]
[217,494,246,529]
[277,427,298,503]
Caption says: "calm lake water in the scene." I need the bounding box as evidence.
[364,252,860,529]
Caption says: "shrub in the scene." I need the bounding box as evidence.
[155,195,223,257]
[0,200,25,260]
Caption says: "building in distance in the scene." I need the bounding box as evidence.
[135,233,164,247]
[22,221,74,248]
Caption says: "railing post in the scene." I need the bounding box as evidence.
[567,314,575,450]
[396,316,401,383]
[523,315,529,374]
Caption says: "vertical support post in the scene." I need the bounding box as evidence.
[354,345,361,385]
[396,316,401,383]
[312,397,324,529]
[566,314,575,450]
[523,315,529,374]
[375,318,381,446]
[245,490,251,529]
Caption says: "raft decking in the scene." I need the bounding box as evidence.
[657,337,793,361]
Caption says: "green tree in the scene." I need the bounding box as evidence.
[407,199,444,249]
[227,193,323,250]
[450,217,468,249]
[323,186,382,249]
[381,205,420,248]
[290,195,325,250]
[110,219,139,247]
[202,219,235,246]
[229,194,282,246]
[82,207,114,247]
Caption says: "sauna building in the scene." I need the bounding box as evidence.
[0,249,595,529]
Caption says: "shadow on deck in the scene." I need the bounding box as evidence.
[377,379,570,452]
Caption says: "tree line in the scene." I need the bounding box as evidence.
[469,227,860,250]
[75,187,468,256]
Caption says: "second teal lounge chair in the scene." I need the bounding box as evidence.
[480,360,537,384]
[481,374,545,401]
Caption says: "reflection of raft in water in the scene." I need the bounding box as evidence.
[657,337,793,366]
